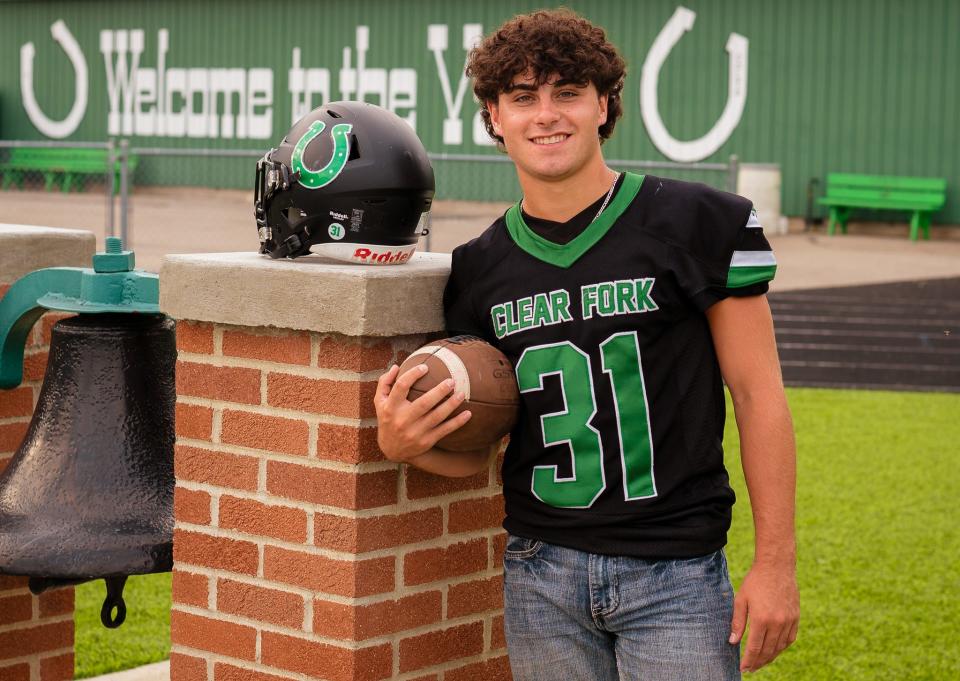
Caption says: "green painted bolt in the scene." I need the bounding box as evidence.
[93,237,134,273]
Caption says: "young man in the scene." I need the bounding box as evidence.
[375,9,799,680]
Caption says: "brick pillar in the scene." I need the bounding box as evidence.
[0,225,96,681]
[161,253,511,681]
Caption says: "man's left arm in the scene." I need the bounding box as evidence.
[706,294,800,673]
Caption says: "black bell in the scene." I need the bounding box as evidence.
[0,314,175,626]
[0,238,174,627]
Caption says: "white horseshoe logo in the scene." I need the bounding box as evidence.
[20,20,88,139]
[640,7,748,163]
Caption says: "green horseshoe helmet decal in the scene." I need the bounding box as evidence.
[291,120,354,189]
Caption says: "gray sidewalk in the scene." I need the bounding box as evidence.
[766,232,960,291]
[86,661,168,681]
[2,186,958,286]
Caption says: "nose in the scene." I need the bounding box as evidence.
[533,97,560,126]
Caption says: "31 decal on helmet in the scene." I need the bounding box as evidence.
[255,102,435,263]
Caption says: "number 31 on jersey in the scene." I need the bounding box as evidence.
[515,331,657,508]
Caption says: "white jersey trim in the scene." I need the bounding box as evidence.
[730,250,777,267]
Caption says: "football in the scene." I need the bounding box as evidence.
[398,336,519,452]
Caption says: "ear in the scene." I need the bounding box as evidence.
[598,93,608,127]
[487,101,503,135]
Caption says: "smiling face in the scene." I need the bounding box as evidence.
[488,73,609,185]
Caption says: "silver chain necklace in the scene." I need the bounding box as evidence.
[591,172,621,223]
[522,172,621,224]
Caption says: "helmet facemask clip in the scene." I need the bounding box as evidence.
[255,150,298,237]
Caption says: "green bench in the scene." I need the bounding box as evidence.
[818,173,947,241]
[0,147,139,194]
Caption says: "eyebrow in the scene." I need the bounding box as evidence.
[503,79,588,93]
[503,82,537,93]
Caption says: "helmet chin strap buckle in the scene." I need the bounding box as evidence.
[280,233,303,258]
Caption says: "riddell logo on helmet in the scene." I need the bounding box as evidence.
[353,247,412,264]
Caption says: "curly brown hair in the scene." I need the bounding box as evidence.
[466,9,626,146]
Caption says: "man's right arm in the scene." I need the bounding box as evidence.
[396,443,498,478]
[374,363,498,477]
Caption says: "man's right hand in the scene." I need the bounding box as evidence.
[374,363,473,464]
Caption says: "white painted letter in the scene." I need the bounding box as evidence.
[388,68,417,129]
[209,68,246,139]
[428,23,482,146]
[101,28,143,135]
[134,67,157,135]
[186,67,210,138]
[247,68,273,139]
[164,67,186,136]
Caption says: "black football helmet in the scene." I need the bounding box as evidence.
[255,101,434,264]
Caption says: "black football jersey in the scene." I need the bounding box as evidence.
[443,174,776,558]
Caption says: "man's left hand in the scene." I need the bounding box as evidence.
[729,563,799,673]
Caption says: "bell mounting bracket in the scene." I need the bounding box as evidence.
[0,237,159,389]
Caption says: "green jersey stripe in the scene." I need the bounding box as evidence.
[505,173,645,268]
[727,264,777,288]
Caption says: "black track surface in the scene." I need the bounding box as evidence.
[768,277,960,393]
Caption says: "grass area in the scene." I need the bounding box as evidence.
[72,387,959,679]
[724,387,960,680]
[74,572,171,678]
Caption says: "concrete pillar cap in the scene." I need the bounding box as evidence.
[0,224,97,281]
[160,251,452,336]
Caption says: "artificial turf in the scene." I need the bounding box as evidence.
[73,387,959,679]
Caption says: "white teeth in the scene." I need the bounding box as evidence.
[532,134,568,145]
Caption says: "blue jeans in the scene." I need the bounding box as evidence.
[502,535,741,681]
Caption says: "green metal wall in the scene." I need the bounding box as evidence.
[2,0,958,222]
